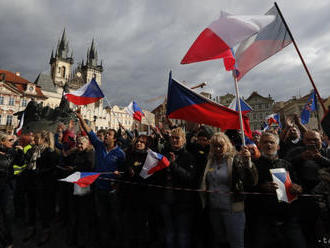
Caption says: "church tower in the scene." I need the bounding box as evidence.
[49,29,74,90]
[81,39,103,86]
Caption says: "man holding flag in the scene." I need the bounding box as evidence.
[251,132,305,248]
[76,109,125,248]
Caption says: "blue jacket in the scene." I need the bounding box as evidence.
[88,131,125,190]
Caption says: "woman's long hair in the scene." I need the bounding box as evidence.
[34,130,55,150]
[208,132,236,162]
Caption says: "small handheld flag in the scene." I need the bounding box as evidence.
[139,149,170,179]
[15,112,25,136]
[301,91,317,124]
[270,168,297,203]
[64,78,104,105]
[59,172,101,187]
[126,101,145,122]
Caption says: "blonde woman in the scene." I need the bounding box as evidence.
[23,130,59,246]
[201,132,258,248]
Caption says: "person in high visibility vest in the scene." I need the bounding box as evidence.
[13,134,35,220]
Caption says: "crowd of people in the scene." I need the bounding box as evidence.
[1,110,330,248]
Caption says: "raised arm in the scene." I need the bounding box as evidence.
[75,108,92,134]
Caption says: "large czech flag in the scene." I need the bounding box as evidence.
[181,11,275,65]
[64,78,104,105]
[235,5,292,81]
[167,72,252,138]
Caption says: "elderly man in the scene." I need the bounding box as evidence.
[251,132,306,248]
[287,130,330,246]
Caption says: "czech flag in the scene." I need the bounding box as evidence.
[126,101,145,122]
[228,96,253,114]
[181,11,275,65]
[139,149,170,179]
[270,168,297,203]
[15,112,25,136]
[64,78,104,105]
[167,72,252,138]
[265,113,281,127]
[235,5,292,81]
[59,172,101,187]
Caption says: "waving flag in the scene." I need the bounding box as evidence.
[235,5,292,81]
[265,113,281,127]
[181,11,275,65]
[140,149,170,179]
[64,78,104,105]
[59,172,101,187]
[270,168,297,203]
[228,96,253,114]
[15,112,25,136]
[301,91,317,124]
[126,101,145,122]
[167,72,252,138]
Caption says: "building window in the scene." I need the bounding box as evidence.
[62,66,66,78]
[9,97,15,106]
[22,98,28,107]
[6,115,13,126]
[0,96,3,105]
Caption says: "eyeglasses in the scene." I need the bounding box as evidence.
[136,139,146,144]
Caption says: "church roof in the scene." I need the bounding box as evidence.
[0,70,46,99]
[34,72,57,93]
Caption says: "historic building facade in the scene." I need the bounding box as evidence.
[0,70,47,133]
[245,91,274,131]
[32,29,154,132]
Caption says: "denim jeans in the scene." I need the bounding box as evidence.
[209,209,245,248]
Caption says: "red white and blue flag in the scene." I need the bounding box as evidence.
[64,78,104,105]
[228,96,253,114]
[126,101,145,122]
[270,168,297,203]
[59,172,101,187]
[235,5,292,81]
[15,112,25,136]
[167,72,252,138]
[265,113,281,127]
[181,11,275,65]
[301,90,317,124]
[139,149,170,179]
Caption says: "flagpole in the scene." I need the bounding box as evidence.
[274,2,326,112]
[233,75,246,146]
[103,95,122,129]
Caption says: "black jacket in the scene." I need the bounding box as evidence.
[152,146,197,204]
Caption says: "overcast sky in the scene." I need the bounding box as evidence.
[1,0,329,110]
